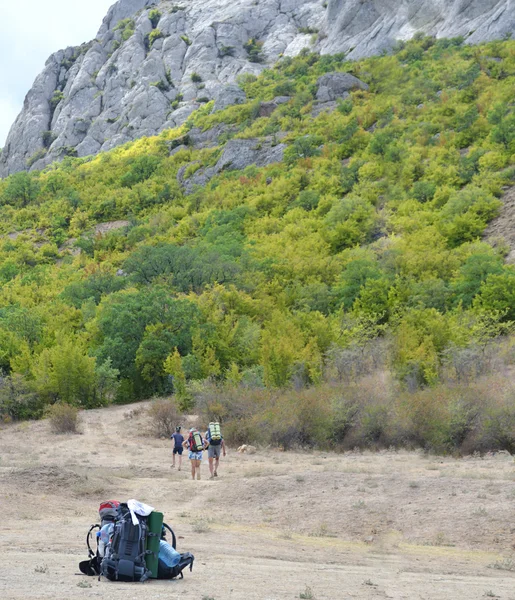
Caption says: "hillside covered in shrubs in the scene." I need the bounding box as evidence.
[1,36,515,453]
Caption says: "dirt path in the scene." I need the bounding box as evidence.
[1,403,515,599]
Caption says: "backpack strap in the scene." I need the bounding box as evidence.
[86,524,100,558]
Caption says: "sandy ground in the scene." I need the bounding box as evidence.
[1,402,515,600]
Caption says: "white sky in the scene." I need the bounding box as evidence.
[0,0,116,146]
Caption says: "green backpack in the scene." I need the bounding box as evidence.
[208,422,222,446]
[189,431,204,452]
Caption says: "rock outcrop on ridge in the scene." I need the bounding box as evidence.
[1,0,514,177]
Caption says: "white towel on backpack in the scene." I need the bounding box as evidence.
[127,499,155,526]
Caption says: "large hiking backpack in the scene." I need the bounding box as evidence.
[208,422,222,446]
[101,503,151,582]
[158,552,195,580]
[79,500,193,583]
[79,500,119,577]
[189,431,204,452]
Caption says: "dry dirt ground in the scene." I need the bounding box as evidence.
[1,402,515,600]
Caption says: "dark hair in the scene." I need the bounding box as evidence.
[176,426,181,432]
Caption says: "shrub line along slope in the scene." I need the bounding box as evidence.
[1,37,515,452]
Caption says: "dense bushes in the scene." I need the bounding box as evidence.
[1,38,515,427]
[194,373,515,455]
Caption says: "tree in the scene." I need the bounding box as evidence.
[2,172,39,207]
[95,358,120,405]
[333,258,382,310]
[32,337,98,407]
[94,289,199,387]
[474,270,515,321]
[120,155,162,187]
[451,254,503,307]
[163,348,189,408]
[284,135,323,164]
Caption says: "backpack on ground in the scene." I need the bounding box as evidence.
[79,500,119,577]
[101,503,151,582]
[208,422,222,446]
[158,551,194,580]
[79,500,194,583]
[189,431,204,452]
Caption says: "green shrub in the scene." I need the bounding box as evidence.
[114,18,135,41]
[219,45,235,57]
[284,135,323,164]
[191,72,202,83]
[151,80,169,92]
[146,29,163,49]
[50,90,64,111]
[26,149,47,168]
[148,9,161,28]
[42,130,56,149]
[120,155,162,187]
[244,38,264,63]
[412,181,437,203]
[298,26,318,35]
[0,375,43,421]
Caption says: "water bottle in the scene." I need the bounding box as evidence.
[98,523,113,557]
[159,540,180,567]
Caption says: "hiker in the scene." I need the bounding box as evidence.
[183,427,206,480]
[170,426,184,471]
[205,422,226,480]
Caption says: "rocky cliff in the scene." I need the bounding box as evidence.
[1,0,514,177]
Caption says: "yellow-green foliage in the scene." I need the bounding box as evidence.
[114,18,135,42]
[1,37,515,416]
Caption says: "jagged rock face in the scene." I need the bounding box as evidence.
[316,72,369,103]
[0,0,325,176]
[1,0,515,177]
[324,0,515,57]
[178,137,287,194]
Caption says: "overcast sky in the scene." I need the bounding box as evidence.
[0,0,116,146]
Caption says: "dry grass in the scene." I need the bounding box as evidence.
[45,403,79,434]
[190,373,515,455]
[3,401,515,600]
[147,397,182,438]
[488,557,515,571]
[191,517,212,533]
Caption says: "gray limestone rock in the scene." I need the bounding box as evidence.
[259,96,291,117]
[316,73,369,102]
[311,101,340,117]
[188,124,238,149]
[323,0,515,59]
[212,84,247,112]
[180,138,286,193]
[2,0,515,177]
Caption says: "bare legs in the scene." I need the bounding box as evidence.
[172,453,182,471]
[190,459,201,480]
[208,453,221,479]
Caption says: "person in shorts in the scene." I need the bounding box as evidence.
[205,423,226,480]
[170,426,184,471]
[183,427,206,480]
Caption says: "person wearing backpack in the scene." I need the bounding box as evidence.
[182,427,206,480]
[170,426,184,471]
[205,422,226,480]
